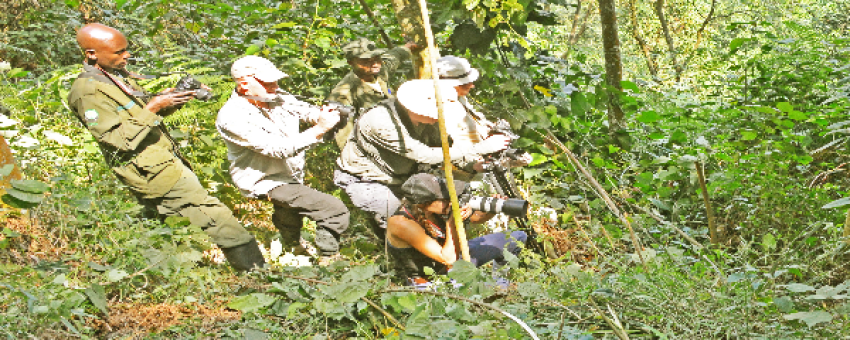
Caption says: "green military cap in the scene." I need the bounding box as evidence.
[343,38,386,60]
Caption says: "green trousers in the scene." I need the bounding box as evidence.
[140,165,254,248]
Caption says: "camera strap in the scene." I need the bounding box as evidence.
[90,65,148,104]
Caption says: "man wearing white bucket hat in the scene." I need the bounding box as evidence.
[217,55,350,266]
[334,79,512,239]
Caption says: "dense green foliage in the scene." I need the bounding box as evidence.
[1,0,849,338]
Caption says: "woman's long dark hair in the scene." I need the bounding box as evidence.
[400,197,448,240]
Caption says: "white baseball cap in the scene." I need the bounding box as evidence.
[396,79,461,119]
[231,55,289,82]
[436,56,479,86]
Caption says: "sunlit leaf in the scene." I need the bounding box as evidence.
[637,111,661,123]
[620,81,640,93]
[785,283,815,292]
[106,269,129,282]
[528,153,548,167]
[783,311,833,327]
[11,179,49,194]
[822,197,850,209]
[776,102,794,113]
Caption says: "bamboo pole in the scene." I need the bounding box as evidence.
[414,0,470,261]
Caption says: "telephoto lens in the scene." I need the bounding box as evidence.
[466,196,529,218]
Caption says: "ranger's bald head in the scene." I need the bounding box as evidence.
[76,23,130,72]
[77,23,123,50]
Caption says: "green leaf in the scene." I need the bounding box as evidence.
[822,197,850,209]
[637,111,661,123]
[2,193,38,209]
[783,311,833,327]
[774,296,794,313]
[273,22,298,29]
[788,110,808,121]
[85,284,108,314]
[648,132,665,140]
[527,153,548,167]
[320,282,369,303]
[620,81,640,93]
[729,38,749,54]
[761,233,776,250]
[106,269,129,282]
[741,131,758,141]
[7,68,28,78]
[776,102,794,113]
[785,283,816,292]
[447,261,479,284]
[522,168,544,180]
[516,282,542,298]
[229,293,277,313]
[245,45,262,55]
[571,92,589,116]
[397,294,417,312]
[3,188,44,204]
[10,179,50,194]
[341,264,378,282]
[164,216,191,227]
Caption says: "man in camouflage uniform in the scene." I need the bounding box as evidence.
[66,23,264,271]
[327,38,420,148]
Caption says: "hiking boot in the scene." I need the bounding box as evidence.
[221,240,266,272]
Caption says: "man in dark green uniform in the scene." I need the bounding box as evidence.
[327,38,420,148]
[66,23,264,271]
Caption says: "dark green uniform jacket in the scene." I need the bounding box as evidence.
[67,64,183,199]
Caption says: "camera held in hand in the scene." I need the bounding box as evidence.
[174,75,213,101]
[319,100,354,141]
[461,194,529,218]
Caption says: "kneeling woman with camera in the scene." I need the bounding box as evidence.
[387,173,527,286]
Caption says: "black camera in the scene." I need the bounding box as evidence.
[174,75,213,101]
[318,100,355,142]
[489,119,519,141]
[462,195,529,218]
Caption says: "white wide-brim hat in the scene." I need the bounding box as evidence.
[436,56,479,86]
[396,79,461,119]
[231,55,289,82]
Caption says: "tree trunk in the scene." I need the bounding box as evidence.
[654,0,682,81]
[628,0,658,77]
[596,0,628,143]
[390,0,433,79]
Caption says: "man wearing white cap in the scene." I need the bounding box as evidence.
[334,79,511,239]
[217,56,350,265]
